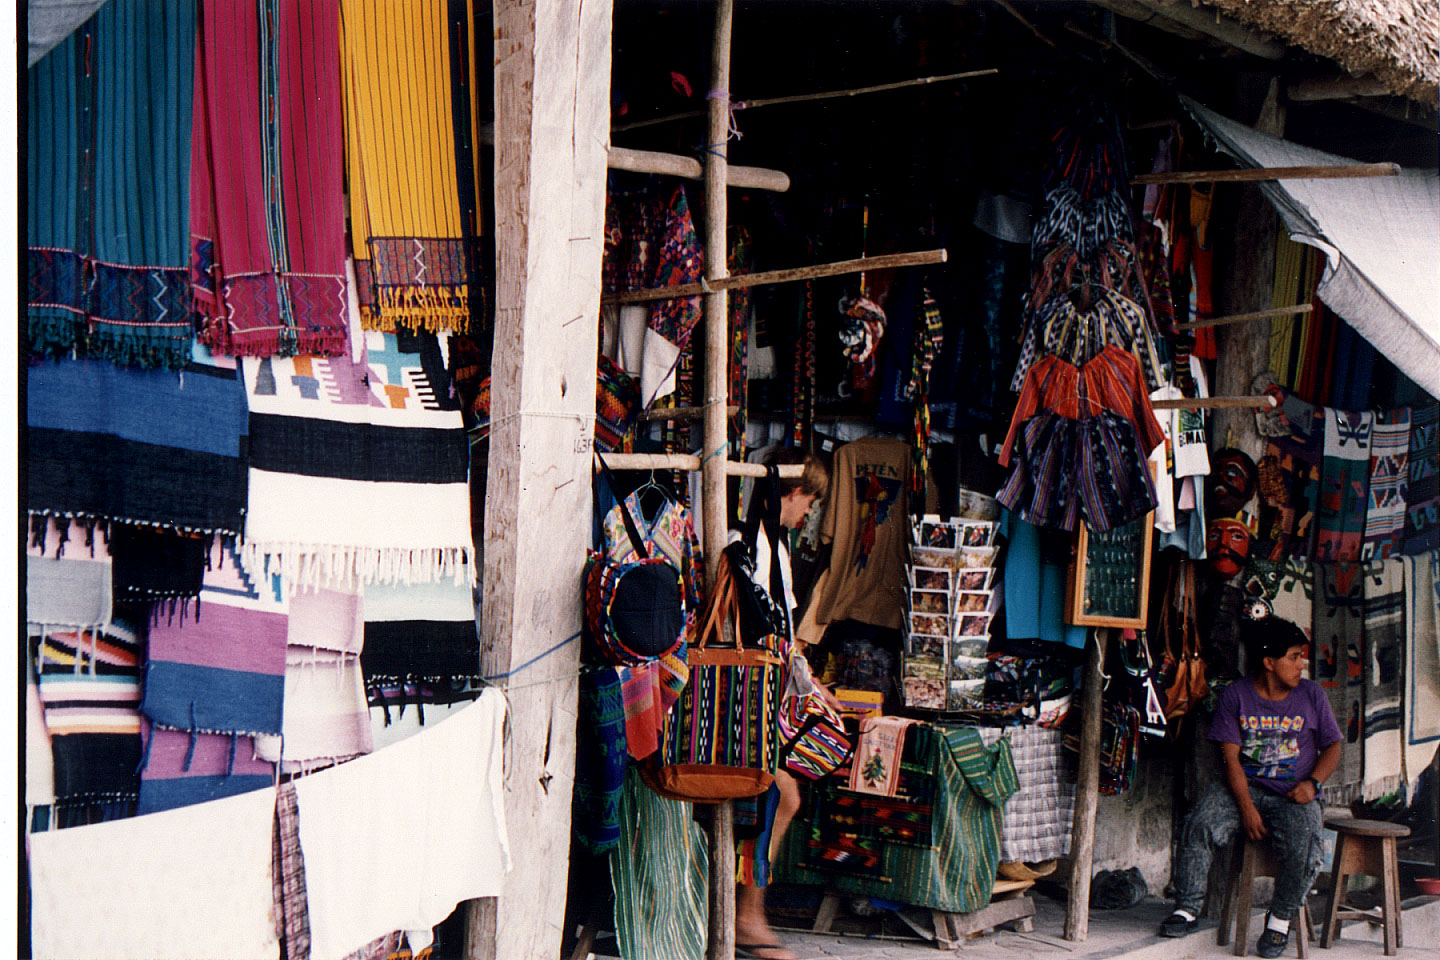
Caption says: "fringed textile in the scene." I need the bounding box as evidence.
[26,356,250,537]
[189,0,348,358]
[109,525,207,603]
[340,0,483,334]
[26,515,113,632]
[1361,558,1405,801]
[1362,408,1411,560]
[241,329,475,592]
[1312,562,1365,802]
[1255,387,1325,562]
[361,578,480,691]
[26,0,196,368]
[137,722,274,814]
[1405,400,1440,555]
[1402,551,1440,801]
[1314,409,1373,564]
[256,646,373,772]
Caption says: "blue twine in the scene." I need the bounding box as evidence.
[483,630,583,681]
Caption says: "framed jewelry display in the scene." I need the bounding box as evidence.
[1065,512,1154,628]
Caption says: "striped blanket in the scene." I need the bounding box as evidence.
[241,329,474,592]
[26,0,197,368]
[137,722,274,815]
[189,0,348,358]
[1402,551,1440,801]
[361,578,480,692]
[1362,408,1410,560]
[27,356,250,537]
[1313,562,1366,802]
[1405,401,1439,555]
[26,515,112,632]
[1314,409,1373,563]
[1361,558,1406,801]
[256,646,373,773]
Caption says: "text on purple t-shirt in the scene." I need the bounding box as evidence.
[1208,678,1343,795]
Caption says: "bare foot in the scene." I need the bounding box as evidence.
[735,884,797,960]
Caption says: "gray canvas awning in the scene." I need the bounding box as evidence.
[1181,96,1440,398]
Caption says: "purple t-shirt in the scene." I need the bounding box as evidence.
[1208,678,1343,796]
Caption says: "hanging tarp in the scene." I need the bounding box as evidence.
[1180,96,1440,398]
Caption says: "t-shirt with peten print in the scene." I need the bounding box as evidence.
[1208,676,1342,796]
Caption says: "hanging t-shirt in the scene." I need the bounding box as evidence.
[1208,676,1342,796]
[1149,384,1183,533]
[811,437,912,631]
[1172,355,1211,479]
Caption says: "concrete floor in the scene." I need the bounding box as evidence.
[743,889,1440,960]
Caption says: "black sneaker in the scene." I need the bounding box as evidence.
[1158,912,1198,938]
[1256,925,1291,959]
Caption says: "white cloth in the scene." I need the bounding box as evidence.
[1172,356,1211,478]
[1149,385,1182,534]
[26,676,55,808]
[28,786,278,960]
[295,689,511,960]
[639,327,681,406]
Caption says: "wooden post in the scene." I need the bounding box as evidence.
[703,3,735,958]
[469,1,612,958]
[1064,628,1106,942]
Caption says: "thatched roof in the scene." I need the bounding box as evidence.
[1197,0,1438,104]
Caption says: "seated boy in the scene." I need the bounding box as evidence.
[1159,616,1342,958]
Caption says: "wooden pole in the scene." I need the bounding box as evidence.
[602,248,948,305]
[703,4,736,959]
[1064,628,1106,942]
[1176,303,1312,331]
[596,452,802,479]
[638,404,739,422]
[1151,395,1278,411]
[607,145,790,193]
[1132,162,1400,184]
[610,67,999,134]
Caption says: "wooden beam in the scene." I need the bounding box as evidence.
[1133,162,1400,184]
[1151,395,1278,411]
[1112,0,1286,60]
[1287,75,1390,102]
[703,4,736,960]
[1176,303,1312,331]
[597,452,803,478]
[638,404,740,422]
[470,1,612,957]
[602,248,949,306]
[607,145,790,193]
[610,67,999,134]
[1064,629,1107,942]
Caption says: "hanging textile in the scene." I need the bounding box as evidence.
[573,667,628,856]
[1361,407,1411,560]
[907,288,945,498]
[1402,551,1440,800]
[729,225,754,442]
[109,526,208,606]
[140,537,288,739]
[26,0,197,368]
[848,716,920,798]
[1361,558,1405,801]
[361,578,481,694]
[256,648,372,773]
[26,355,250,538]
[189,0,348,358]
[1312,562,1365,802]
[1255,385,1326,561]
[137,723,274,815]
[609,767,709,960]
[1269,557,1315,651]
[240,330,474,592]
[980,725,1075,862]
[26,515,112,633]
[1405,400,1440,555]
[272,781,312,960]
[1313,409,1374,564]
[33,622,144,819]
[28,782,279,960]
[641,185,705,407]
[341,0,482,334]
[293,692,509,960]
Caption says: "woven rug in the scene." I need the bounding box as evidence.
[33,622,144,813]
[1255,388,1325,561]
[26,515,112,632]
[137,721,274,815]
[1314,409,1373,563]
[241,329,474,592]
[1313,562,1366,802]
[361,578,480,693]
[340,0,482,334]
[141,537,288,738]
[26,0,196,367]
[109,525,207,606]
[26,356,250,537]
[1270,556,1315,679]
[189,0,347,358]
[256,647,373,773]
[1361,558,1405,800]
[1405,400,1439,555]
[1362,408,1411,560]
[1402,551,1440,801]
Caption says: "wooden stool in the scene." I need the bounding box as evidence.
[1319,816,1410,956]
[1218,834,1313,958]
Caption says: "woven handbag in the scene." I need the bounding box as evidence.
[777,690,852,781]
[642,556,783,803]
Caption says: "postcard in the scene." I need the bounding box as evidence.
[909,612,950,637]
[956,612,993,637]
[907,633,947,660]
[910,566,952,592]
[954,589,992,613]
[910,588,950,615]
[956,568,994,591]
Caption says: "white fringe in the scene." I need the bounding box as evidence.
[240,541,477,596]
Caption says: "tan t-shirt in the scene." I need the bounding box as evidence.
[810,437,912,631]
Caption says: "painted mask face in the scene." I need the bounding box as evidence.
[1206,449,1258,516]
[1206,518,1252,578]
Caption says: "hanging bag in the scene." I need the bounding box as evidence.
[1160,561,1208,720]
[724,466,789,646]
[776,653,852,781]
[583,465,686,667]
[642,555,784,803]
